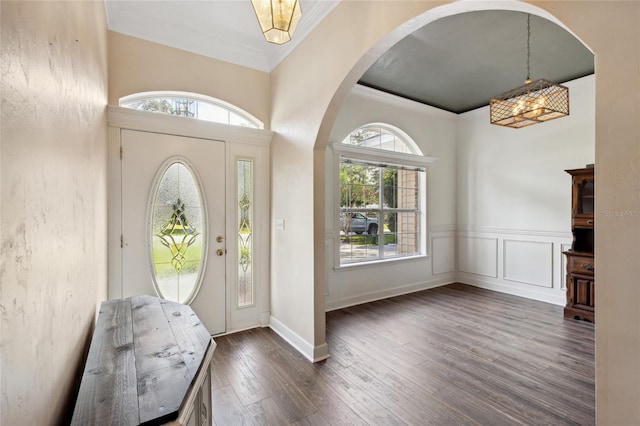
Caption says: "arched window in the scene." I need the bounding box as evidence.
[335,123,433,266]
[119,91,264,129]
[342,123,421,155]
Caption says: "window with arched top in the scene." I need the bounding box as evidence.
[334,123,433,266]
[342,124,422,155]
[119,91,264,129]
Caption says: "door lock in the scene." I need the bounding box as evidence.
[216,248,225,256]
[216,236,224,243]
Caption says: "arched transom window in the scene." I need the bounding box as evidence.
[342,124,421,155]
[119,91,264,129]
[335,123,433,266]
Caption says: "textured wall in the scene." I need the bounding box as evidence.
[0,1,108,424]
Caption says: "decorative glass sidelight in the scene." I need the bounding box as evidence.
[150,161,206,304]
[237,160,254,307]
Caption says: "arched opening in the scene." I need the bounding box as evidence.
[313,1,595,354]
[316,2,593,152]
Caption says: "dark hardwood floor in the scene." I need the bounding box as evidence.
[210,283,595,425]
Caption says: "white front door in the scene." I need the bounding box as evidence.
[120,129,226,335]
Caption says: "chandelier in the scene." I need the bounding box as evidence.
[490,14,569,128]
[251,0,302,45]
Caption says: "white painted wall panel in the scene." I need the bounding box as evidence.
[458,236,498,278]
[432,236,455,275]
[503,240,553,287]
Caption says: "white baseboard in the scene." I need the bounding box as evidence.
[457,273,566,306]
[325,277,454,312]
[269,315,330,363]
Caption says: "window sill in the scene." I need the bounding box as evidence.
[335,254,428,272]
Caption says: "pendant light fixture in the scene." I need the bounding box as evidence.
[251,0,302,45]
[490,14,569,128]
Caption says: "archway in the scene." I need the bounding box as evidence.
[268,3,640,422]
[313,1,595,341]
[314,2,591,153]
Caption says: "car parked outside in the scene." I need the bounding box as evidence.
[340,212,378,235]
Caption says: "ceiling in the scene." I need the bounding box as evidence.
[105,2,594,114]
[105,0,339,73]
[359,11,594,113]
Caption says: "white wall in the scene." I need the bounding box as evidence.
[325,85,457,310]
[1,1,109,424]
[456,75,595,304]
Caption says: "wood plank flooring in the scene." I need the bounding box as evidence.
[210,283,595,425]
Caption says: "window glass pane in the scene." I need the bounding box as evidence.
[397,170,419,210]
[198,102,230,123]
[230,111,252,128]
[120,93,262,129]
[150,162,206,304]
[342,125,418,154]
[340,212,380,264]
[340,163,379,208]
[396,212,419,256]
[383,212,398,257]
[237,160,254,307]
[382,169,398,208]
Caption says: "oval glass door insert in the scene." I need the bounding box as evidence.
[149,160,207,304]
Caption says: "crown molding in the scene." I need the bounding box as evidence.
[351,84,459,120]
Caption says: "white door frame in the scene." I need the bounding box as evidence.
[108,106,273,334]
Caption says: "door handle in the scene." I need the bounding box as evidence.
[216,249,225,256]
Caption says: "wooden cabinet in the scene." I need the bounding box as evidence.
[71,295,215,425]
[563,167,595,322]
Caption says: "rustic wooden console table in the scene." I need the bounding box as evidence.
[71,295,215,425]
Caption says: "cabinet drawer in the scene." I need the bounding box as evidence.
[567,255,594,275]
[573,217,594,228]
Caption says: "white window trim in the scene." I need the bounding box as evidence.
[332,142,436,169]
[331,142,436,269]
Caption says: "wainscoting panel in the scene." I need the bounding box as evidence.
[457,228,572,306]
[458,236,498,278]
[503,240,553,287]
[432,236,455,275]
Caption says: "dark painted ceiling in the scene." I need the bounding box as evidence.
[358,11,594,114]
